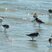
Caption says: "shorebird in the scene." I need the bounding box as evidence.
[48,36,52,46]
[2,24,9,32]
[33,13,45,27]
[26,32,39,41]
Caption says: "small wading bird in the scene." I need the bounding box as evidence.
[26,32,39,41]
[33,13,45,27]
[2,24,9,32]
[48,35,52,46]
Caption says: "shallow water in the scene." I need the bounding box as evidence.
[0,0,52,52]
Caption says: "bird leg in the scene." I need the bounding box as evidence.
[4,32,9,41]
[4,28,7,33]
[39,23,41,28]
[50,43,51,46]
[31,37,34,41]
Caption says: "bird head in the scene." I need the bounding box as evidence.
[48,9,52,13]
[33,13,37,18]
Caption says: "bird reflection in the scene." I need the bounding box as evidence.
[48,15,52,23]
[35,28,43,33]
[27,41,38,48]
[4,32,9,41]
[48,47,52,52]
[33,22,43,33]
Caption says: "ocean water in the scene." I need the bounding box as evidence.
[0,0,52,52]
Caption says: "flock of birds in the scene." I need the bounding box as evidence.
[26,9,52,46]
[0,9,52,46]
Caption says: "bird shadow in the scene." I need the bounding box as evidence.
[47,45,52,48]
[27,40,38,48]
[48,45,52,52]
